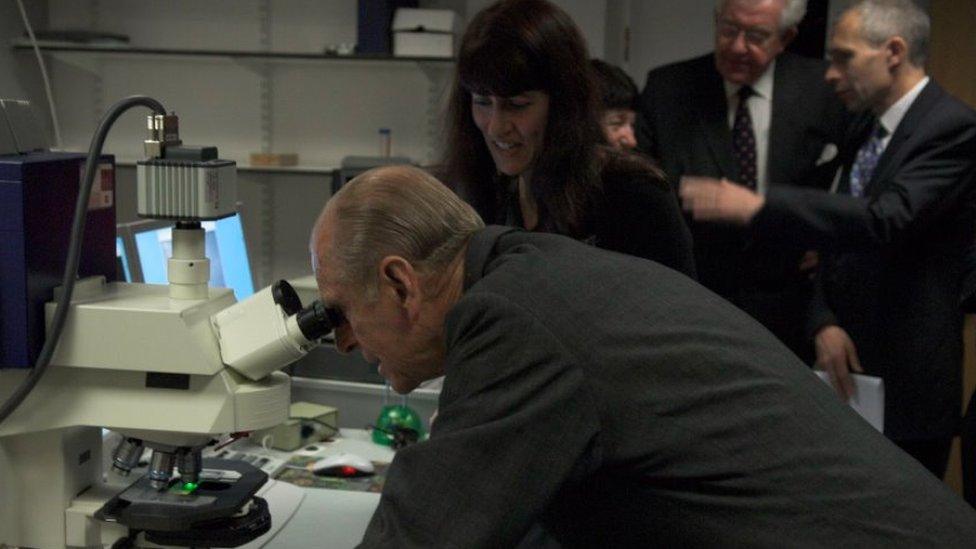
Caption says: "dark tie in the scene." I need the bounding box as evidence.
[849,123,888,197]
[732,86,757,189]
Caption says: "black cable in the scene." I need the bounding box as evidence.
[0,96,166,427]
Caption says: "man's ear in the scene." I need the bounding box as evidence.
[379,256,421,315]
[885,36,908,69]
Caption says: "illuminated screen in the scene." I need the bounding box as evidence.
[116,236,132,282]
[133,214,254,300]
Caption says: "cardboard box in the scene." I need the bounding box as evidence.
[249,152,299,167]
[392,8,459,58]
[253,401,339,451]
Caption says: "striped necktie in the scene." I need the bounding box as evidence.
[731,85,757,189]
[849,123,888,197]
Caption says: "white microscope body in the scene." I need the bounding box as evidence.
[0,106,329,548]
[0,282,299,547]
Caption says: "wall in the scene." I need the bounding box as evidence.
[626,2,715,85]
[928,0,976,108]
[44,0,438,169]
[0,1,51,142]
[23,0,455,286]
[464,0,606,57]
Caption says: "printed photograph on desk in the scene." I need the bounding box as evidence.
[275,455,390,493]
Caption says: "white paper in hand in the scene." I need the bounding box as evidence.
[815,371,885,432]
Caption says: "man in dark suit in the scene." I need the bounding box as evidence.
[310,165,976,547]
[638,0,849,363]
[681,0,976,477]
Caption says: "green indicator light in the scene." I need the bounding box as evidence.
[181,482,198,492]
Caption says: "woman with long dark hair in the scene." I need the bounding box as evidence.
[442,0,695,277]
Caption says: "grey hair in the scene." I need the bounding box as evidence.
[322,165,485,298]
[847,0,930,66]
[715,0,808,31]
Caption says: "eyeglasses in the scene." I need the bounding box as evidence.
[717,20,776,47]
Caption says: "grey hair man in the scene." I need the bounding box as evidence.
[715,0,808,31]
[311,165,482,393]
[826,0,930,113]
[712,0,807,85]
[681,0,976,477]
[310,165,976,547]
[638,0,850,364]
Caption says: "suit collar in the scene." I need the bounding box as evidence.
[463,225,519,291]
[878,76,930,137]
[866,78,942,193]
[723,59,775,102]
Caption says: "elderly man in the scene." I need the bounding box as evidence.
[681,0,976,478]
[639,0,850,363]
[311,165,976,548]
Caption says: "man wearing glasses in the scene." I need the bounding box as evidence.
[637,0,849,365]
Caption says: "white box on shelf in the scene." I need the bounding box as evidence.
[392,8,459,58]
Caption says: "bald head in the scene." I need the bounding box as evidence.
[312,165,485,297]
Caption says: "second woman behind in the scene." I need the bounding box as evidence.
[442,0,695,277]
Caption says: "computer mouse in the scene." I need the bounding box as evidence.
[310,453,375,477]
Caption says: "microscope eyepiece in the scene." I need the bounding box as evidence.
[214,279,336,380]
[271,279,303,316]
[296,300,344,341]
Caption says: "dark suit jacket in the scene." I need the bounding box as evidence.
[638,52,849,361]
[359,227,976,548]
[753,80,976,440]
[960,240,976,312]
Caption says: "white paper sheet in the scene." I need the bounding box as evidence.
[815,371,885,432]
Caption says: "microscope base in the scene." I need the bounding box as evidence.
[96,459,270,547]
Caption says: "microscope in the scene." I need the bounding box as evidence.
[0,97,337,548]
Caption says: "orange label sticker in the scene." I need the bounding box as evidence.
[82,163,115,210]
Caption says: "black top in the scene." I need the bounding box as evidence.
[484,157,696,279]
[360,227,976,548]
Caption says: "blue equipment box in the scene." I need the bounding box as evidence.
[0,152,116,369]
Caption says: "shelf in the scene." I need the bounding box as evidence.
[114,159,336,175]
[12,40,455,65]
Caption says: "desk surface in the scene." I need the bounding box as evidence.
[264,487,382,548]
[263,429,394,548]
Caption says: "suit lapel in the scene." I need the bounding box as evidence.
[698,61,739,179]
[767,57,798,185]
[865,80,942,195]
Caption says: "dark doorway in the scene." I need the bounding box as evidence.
[788,0,830,59]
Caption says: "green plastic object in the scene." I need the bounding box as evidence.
[372,404,425,447]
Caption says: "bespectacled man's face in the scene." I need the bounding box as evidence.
[714,0,794,85]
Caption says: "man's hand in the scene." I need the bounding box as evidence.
[814,325,863,402]
[678,176,765,225]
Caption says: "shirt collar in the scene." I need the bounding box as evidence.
[723,59,776,101]
[878,76,930,136]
